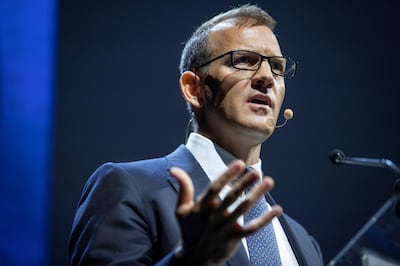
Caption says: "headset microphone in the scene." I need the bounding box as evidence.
[275,108,294,128]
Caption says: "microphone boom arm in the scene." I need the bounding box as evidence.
[341,157,400,176]
[329,149,400,193]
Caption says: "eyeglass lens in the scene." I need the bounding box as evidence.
[231,51,294,77]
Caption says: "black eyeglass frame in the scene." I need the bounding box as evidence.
[197,50,298,79]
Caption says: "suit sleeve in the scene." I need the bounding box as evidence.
[68,162,177,266]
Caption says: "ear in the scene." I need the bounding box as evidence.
[179,71,203,108]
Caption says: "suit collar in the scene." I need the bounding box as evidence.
[165,145,209,198]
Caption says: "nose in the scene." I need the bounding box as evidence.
[251,60,274,91]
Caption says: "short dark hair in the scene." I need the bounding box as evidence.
[179,4,276,75]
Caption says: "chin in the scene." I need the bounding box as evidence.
[241,124,274,143]
[258,121,277,140]
[255,119,276,135]
[261,126,274,138]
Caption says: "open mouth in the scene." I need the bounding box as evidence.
[250,98,268,105]
[248,95,272,107]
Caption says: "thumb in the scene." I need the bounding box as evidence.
[170,167,195,215]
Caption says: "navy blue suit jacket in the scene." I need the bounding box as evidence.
[69,145,324,265]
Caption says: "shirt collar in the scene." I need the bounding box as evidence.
[185,132,263,182]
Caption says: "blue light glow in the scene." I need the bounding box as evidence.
[0,0,56,265]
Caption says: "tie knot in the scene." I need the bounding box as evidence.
[245,166,261,190]
[246,166,255,172]
[232,166,258,188]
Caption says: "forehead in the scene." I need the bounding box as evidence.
[208,22,282,56]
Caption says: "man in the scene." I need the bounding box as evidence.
[69,4,324,266]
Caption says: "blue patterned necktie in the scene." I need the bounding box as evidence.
[244,185,282,266]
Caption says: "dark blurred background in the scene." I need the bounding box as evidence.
[1,0,399,265]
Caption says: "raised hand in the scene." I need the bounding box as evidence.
[169,160,282,266]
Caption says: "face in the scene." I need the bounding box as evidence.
[198,22,286,144]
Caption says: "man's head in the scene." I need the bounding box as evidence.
[179,5,276,75]
[179,5,294,150]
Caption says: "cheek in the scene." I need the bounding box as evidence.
[224,77,248,96]
[276,83,286,105]
[219,86,247,117]
[209,76,250,108]
[208,66,250,92]
[271,85,286,118]
[277,91,285,107]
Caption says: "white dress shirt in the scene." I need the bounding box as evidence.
[185,132,298,265]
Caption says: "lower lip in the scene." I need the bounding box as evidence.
[247,102,271,112]
[248,102,270,108]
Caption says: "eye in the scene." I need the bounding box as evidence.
[232,52,260,69]
[270,58,286,75]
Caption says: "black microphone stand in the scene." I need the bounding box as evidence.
[328,149,400,265]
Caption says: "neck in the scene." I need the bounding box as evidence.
[197,130,262,165]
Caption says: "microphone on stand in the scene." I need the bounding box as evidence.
[328,149,400,192]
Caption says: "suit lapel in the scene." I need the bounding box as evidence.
[165,145,209,197]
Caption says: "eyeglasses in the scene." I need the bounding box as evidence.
[198,50,297,78]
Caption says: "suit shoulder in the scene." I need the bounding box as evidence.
[80,157,170,201]
[90,157,167,183]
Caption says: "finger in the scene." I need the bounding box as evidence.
[170,167,195,216]
[242,205,283,236]
[199,160,246,209]
[217,170,259,212]
[221,205,282,240]
[229,177,275,222]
